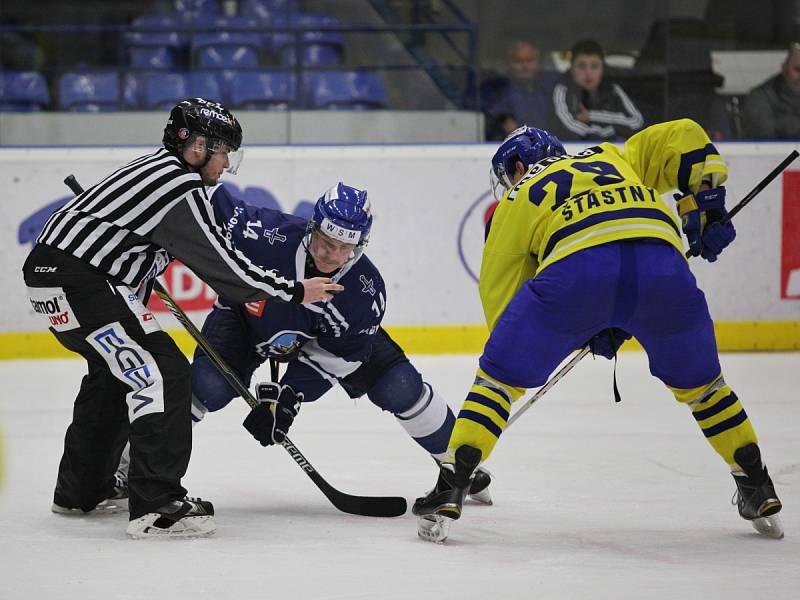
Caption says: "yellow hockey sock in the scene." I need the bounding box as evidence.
[446,368,525,463]
[671,375,757,466]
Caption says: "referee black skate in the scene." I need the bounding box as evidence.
[22,97,342,538]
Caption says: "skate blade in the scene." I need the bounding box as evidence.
[51,497,128,515]
[467,487,493,506]
[751,514,784,539]
[417,515,453,544]
[126,515,216,539]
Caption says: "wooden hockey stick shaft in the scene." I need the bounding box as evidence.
[64,174,406,517]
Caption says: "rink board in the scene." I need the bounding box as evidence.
[1,142,799,357]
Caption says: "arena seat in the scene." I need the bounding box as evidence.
[279,44,340,67]
[272,13,344,67]
[135,71,225,110]
[308,71,387,110]
[196,46,260,69]
[129,46,176,69]
[0,71,50,111]
[228,71,295,109]
[173,0,220,19]
[180,13,265,71]
[241,0,300,19]
[58,72,120,112]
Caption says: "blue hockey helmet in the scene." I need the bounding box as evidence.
[310,182,373,247]
[490,125,565,198]
[307,182,373,280]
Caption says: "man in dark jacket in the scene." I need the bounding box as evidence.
[743,43,800,139]
[481,41,559,141]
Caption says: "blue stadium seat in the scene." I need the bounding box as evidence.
[125,16,182,69]
[190,71,226,103]
[58,72,120,112]
[0,71,50,111]
[129,46,176,69]
[279,44,340,67]
[127,15,182,46]
[135,71,225,110]
[308,72,387,110]
[272,13,344,67]
[173,0,220,19]
[242,0,300,19]
[190,15,261,45]
[122,72,140,108]
[228,71,294,109]
[196,45,260,69]
[192,26,263,69]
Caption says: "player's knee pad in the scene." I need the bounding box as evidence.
[670,374,757,465]
[366,361,424,414]
[190,355,237,413]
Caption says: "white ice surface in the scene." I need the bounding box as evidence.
[0,352,798,600]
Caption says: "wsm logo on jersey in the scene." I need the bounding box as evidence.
[456,189,498,284]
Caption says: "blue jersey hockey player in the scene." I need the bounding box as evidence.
[413,121,783,542]
[191,182,493,502]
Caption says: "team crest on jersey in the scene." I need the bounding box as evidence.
[359,274,376,296]
[255,330,313,359]
[263,226,287,245]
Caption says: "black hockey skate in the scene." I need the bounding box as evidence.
[413,445,482,543]
[126,496,216,539]
[731,443,783,539]
[51,472,129,515]
[467,465,493,505]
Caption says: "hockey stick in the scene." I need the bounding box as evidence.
[506,346,591,429]
[151,281,407,517]
[505,152,799,427]
[684,149,799,258]
[64,174,407,518]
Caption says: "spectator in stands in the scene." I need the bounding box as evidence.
[480,41,558,141]
[742,42,800,139]
[551,39,643,141]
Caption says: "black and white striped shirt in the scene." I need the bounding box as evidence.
[38,148,303,303]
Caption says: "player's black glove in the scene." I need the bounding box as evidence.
[243,382,302,446]
[675,187,736,262]
[587,328,632,360]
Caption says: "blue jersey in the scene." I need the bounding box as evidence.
[208,184,387,402]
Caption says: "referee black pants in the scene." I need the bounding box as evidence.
[23,244,191,519]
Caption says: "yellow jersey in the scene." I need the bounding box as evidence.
[479,119,728,330]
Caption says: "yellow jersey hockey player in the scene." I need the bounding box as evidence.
[413,120,783,542]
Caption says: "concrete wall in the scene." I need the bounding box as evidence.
[0,111,484,146]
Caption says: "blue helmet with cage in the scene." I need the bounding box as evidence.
[307,182,373,278]
[311,182,372,247]
[490,125,566,197]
